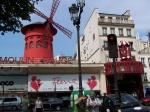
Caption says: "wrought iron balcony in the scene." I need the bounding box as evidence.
[98,18,134,25]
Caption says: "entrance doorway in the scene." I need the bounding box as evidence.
[106,74,144,98]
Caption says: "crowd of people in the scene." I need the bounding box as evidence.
[21,92,101,112]
[22,94,44,112]
[74,93,102,112]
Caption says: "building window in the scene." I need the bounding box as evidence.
[108,17,112,22]
[141,58,145,64]
[82,36,85,42]
[102,27,107,35]
[103,41,108,49]
[37,36,41,38]
[93,34,95,41]
[124,18,128,20]
[36,41,42,48]
[119,28,123,36]
[120,18,124,23]
[25,43,28,50]
[100,16,104,22]
[148,58,150,67]
[124,18,128,23]
[29,41,34,48]
[110,28,115,34]
[144,73,148,81]
[83,50,86,54]
[44,42,48,48]
[127,29,131,37]
[50,43,53,51]
[105,56,109,62]
[30,36,33,39]
[129,42,133,50]
[132,56,136,61]
[143,44,146,49]
[116,17,120,23]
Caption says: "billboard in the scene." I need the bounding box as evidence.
[0,75,28,92]
[28,74,99,92]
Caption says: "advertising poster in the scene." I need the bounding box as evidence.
[28,74,99,92]
[0,75,28,92]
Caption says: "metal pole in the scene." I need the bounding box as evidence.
[113,58,120,112]
[2,83,4,112]
[76,24,83,97]
[50,104,51,112]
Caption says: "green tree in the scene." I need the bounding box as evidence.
[0,0,42,35]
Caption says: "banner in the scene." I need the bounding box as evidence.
[28,74,99,92]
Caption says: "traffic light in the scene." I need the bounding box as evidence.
[107,34,118,58]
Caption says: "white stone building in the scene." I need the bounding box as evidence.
[76,8,146,97]
[136,33,150,96]
[78,8,138,63]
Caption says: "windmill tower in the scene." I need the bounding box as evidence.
[21,0,72,63]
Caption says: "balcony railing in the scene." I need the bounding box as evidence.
[98,18,134,25]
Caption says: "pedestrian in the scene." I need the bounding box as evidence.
[34,97,44,112]
[132,91,138,99]
[74,95,88,112]
[87,93,102,112]
[22,94,31,112]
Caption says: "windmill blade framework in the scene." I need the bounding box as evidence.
[33,0,72,40]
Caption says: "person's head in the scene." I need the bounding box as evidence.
[37,97,41,101]
[97,95,100,98]
[82,95,88,101]
[90,93,95,100]
[23,94,28,99]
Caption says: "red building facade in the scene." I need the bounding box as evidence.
[104,40,144,98]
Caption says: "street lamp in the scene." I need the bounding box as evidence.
[69,0,85,97]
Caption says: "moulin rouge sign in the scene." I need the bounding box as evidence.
[0,57,72,64]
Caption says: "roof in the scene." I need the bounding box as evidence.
[99,13,130,17]
[21,21,57,35]
[138,46,150,54]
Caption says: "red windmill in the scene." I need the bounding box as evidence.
[21,0,72,63]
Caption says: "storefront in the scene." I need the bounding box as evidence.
[0,75,28,98]
[0,63,104,98]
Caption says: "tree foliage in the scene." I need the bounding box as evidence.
[0,0,42,35]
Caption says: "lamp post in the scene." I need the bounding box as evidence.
[69,0,85,97]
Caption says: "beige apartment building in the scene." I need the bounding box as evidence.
[78,8,145,98]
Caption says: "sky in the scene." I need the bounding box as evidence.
[0,0,150,58]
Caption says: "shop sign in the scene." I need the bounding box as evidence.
[0,76,28,92]
[0,57,72,64]
[0,81,14,86]
[28,74,99,92]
